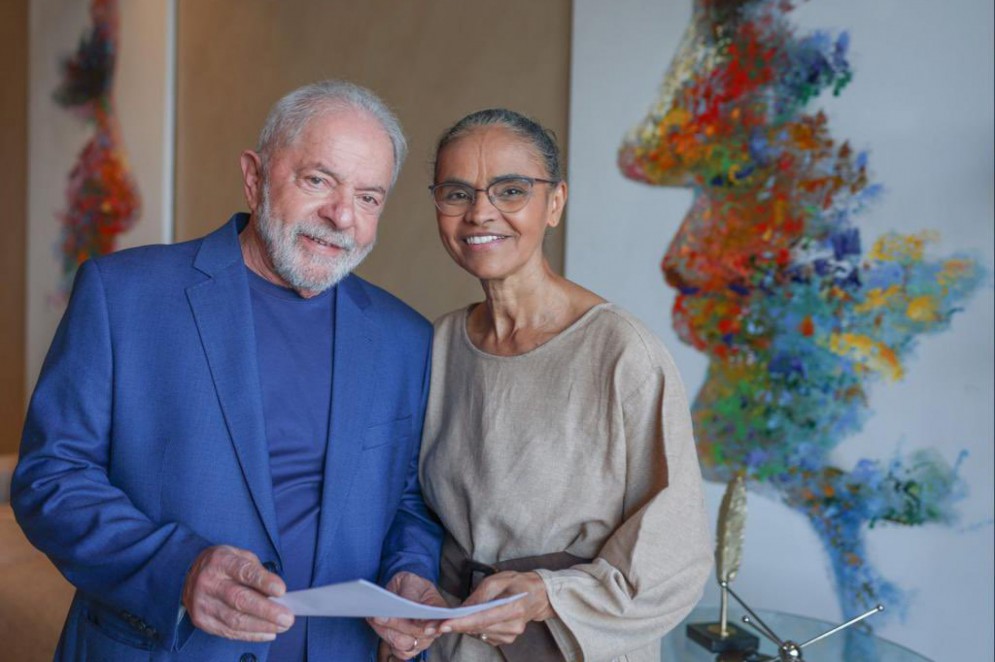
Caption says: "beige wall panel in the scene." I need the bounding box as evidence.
[0,0,28,455]
[176,0,570,320]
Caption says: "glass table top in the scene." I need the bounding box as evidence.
[661,606,932,661]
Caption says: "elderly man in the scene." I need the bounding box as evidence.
[13,80,443,661]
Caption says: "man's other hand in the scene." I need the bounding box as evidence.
[182,545,294,642]
[368,571,446,660]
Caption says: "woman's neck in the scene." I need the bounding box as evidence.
[469,259,604,356]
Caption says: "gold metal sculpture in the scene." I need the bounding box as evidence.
[687,473,886,660]
[715,471,747,636]
[687,472,759,653]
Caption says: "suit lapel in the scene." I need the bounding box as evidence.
[185,217,282,558]
[312,276,377,583]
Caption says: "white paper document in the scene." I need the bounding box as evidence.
[272,579,525,619]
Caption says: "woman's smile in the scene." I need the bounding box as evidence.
[462,233,511,248]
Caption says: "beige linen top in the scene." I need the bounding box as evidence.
[420,303,713,662]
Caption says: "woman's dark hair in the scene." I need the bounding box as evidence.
[433,108,563,181]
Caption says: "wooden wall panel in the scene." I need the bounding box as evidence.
[0,0,28,455]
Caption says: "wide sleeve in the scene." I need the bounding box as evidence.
[535,352,713,661]
[378,329,444,584]
[11,260,213,651]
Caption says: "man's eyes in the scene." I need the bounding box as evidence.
[299,175,382,208]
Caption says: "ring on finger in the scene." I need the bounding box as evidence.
[480,633,488,642]
[406,637,419,652]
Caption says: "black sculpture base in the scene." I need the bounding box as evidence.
[716,652,766,662]
[686,621,760,653]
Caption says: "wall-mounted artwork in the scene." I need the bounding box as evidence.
[617,0,983,630]
[567,0,993,659]
[52,0,141,298]
[27,0,175,393]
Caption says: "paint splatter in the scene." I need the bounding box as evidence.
[53,0,140,297]
[618,0,983,634]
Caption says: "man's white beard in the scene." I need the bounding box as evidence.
[256,187,375,294]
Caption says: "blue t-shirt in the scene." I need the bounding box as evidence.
[248,269,335,662]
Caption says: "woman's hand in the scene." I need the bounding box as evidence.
[439,571,554,646]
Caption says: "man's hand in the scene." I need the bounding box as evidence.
[438,571,552,646]
[182,545,294,642]
[368,571,446,660]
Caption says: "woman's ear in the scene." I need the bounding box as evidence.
[547,181,568,228]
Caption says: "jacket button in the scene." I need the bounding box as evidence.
[239,654,257,662]
[263,561,278,573]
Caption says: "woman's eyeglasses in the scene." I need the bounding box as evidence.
[429,176,558,216]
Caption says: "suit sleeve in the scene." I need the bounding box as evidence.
[378,331,444,584]
[11,260,213,651]
[536,353,714,661]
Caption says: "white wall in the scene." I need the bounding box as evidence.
[27,0,175,395]
[568,1,994,659]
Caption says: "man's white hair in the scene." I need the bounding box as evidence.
[256,79,407,187]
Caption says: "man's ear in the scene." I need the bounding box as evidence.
[240,150,264,213]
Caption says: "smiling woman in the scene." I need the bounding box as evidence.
[429,119,567,294]
[413,109,714,662]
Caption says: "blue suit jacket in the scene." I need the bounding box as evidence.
[12,215,442,661]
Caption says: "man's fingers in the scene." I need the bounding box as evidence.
[374,616,425,636]
[189,545,283,598]
[226,587,294,629]
[226,546,261,563]
[221,605,290,636]
[196,576,293,632]
[189,592,290,641]
[422,594,448,609]
[388,571,448,608]
[368,617,442,660]
[226,552,285,596]
[383,629,418,653]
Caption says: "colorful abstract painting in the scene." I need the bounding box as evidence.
[618,0,983,637]
[53,0,140,297]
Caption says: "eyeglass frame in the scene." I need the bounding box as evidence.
[428,175,560,216]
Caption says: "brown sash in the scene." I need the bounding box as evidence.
[438,550,591,662]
